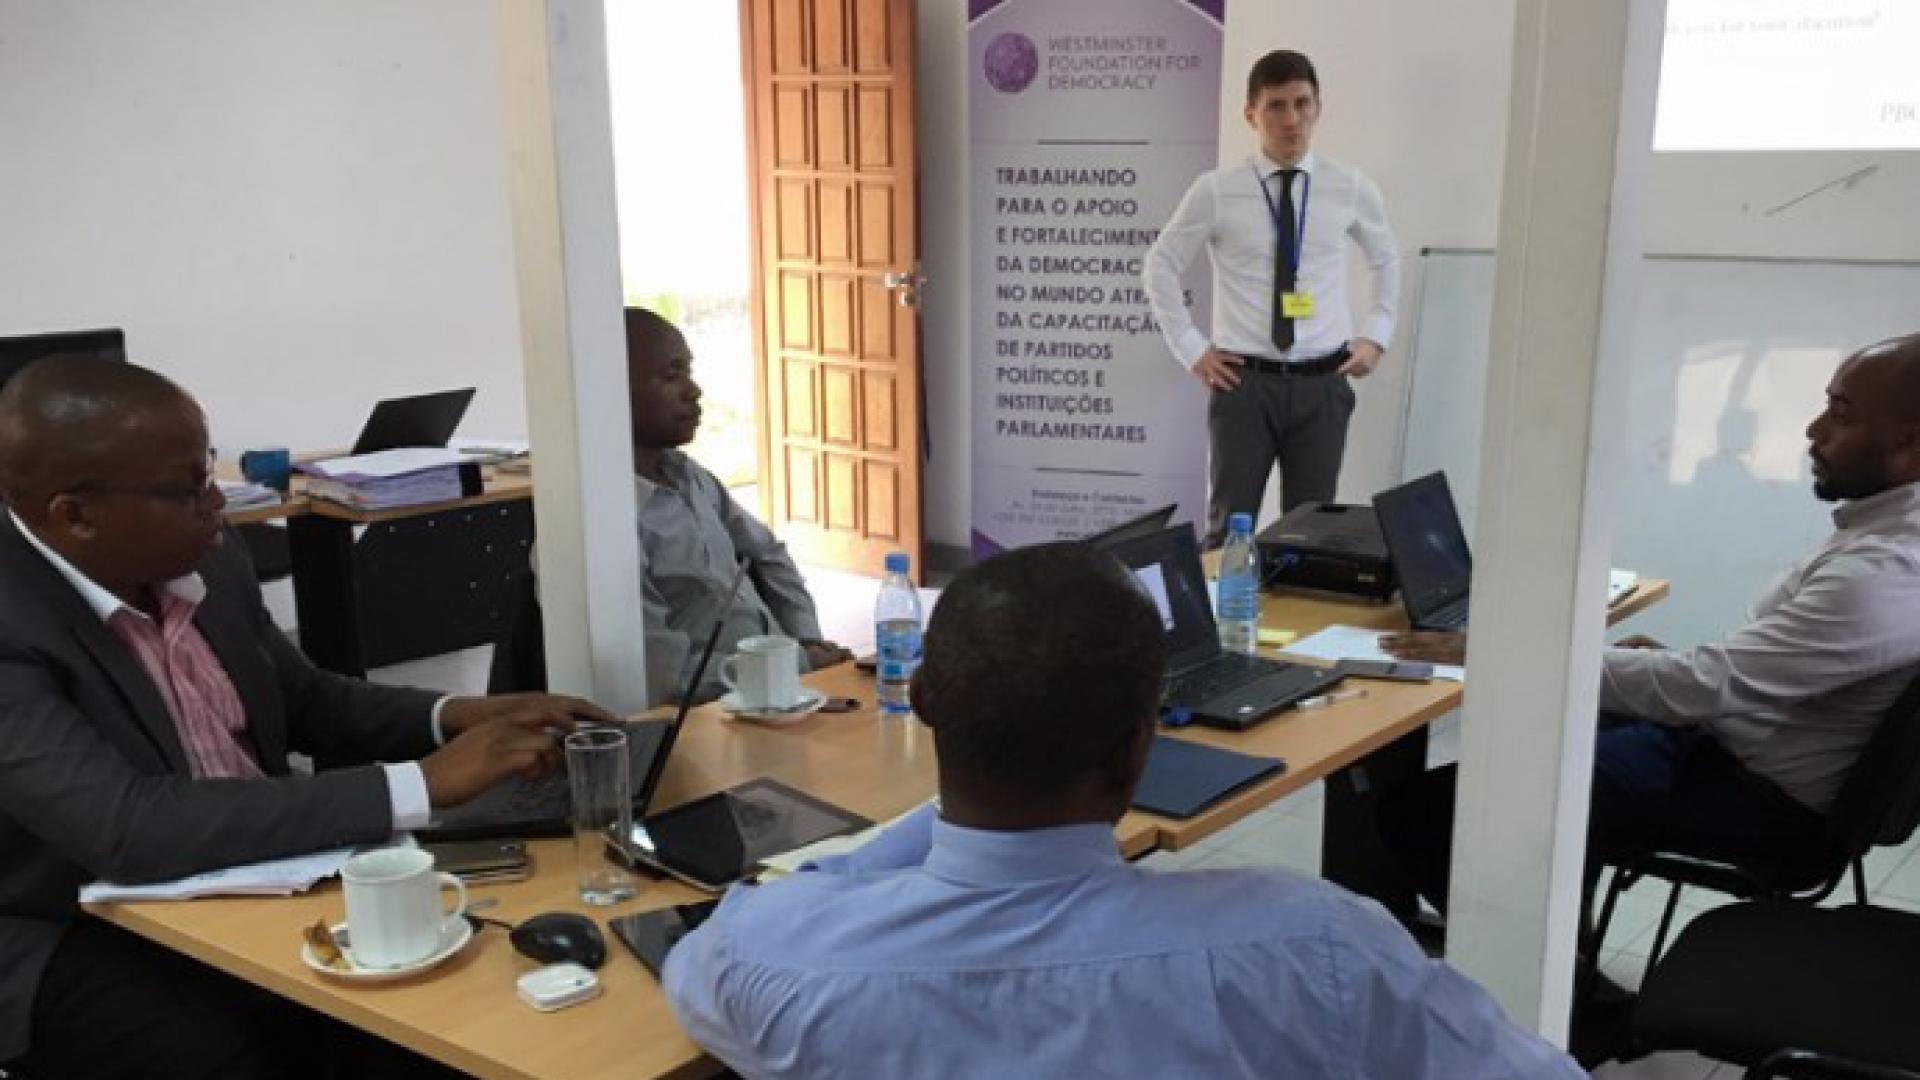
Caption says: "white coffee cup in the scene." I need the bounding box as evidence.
[719,634,803,710]
[341,847,468,969]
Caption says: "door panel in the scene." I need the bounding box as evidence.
[744,0,922,579]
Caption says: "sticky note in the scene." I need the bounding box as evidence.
[1257,628,1297,647]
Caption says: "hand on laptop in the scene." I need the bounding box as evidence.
[420,717,573,807]
[1379,631,1467,666]
[802,639,856,671]
[439,692,619,740]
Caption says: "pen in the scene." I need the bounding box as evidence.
[1296,688,1367,711]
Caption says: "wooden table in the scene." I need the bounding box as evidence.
[1136,579,1669,909]
[90,663,1155,1080]
[90,583,1666,1079]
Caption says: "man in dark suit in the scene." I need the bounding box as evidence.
[0,357,615,1078]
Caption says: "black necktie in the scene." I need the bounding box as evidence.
[1271,168,1300,352]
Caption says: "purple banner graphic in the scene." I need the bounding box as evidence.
[968,0,1224,559]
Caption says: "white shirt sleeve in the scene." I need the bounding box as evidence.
[1351,173,1402,350]
[1600,551,1920,724]
[1141,172,1218,369]
[382,763,433,831]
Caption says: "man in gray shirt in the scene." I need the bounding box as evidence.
[624,309,851,705]
[1380,332,1920,912]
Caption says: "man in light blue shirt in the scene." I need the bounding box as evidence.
[664,542,1579,1078]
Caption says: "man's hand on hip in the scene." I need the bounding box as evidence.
[1339,338,1383,378]
[419,716,574,807]
[1192,347,1245,392]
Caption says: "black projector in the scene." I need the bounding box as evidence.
[1256,502,1396,603]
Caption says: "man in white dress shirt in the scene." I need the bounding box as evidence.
[1380,333,1920,914]
[1143,49,1401,543]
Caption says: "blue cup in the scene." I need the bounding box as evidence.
[239,447,293,493]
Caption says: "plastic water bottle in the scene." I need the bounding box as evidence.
[874,552,923,716]
[1216,512,1260,654]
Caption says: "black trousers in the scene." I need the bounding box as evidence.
[1378,717,1829,916]
[7,920,464,1080]
[1205,369,1355,545]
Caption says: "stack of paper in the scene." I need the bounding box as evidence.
[216,479,280,511]
[80,846,357,903]
[1286,624,1468,682]
[300,448,470,511]
[450,437,530,463]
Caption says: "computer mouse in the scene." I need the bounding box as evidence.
[509,912,607,970]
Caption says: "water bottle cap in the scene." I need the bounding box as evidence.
[1228,512,1253,534]
[884,552,910,573]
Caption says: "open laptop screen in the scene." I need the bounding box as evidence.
[0,328,126,390]
[1373,471,1473,618]
[1102,524,1219,673]
[1082,503,1178,550]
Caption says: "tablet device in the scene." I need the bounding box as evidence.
[610,900,720,979]
[610,777,870,892]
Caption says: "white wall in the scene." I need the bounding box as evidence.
[7,0,1913,554]
[0,0,526,456]
[915,0,1920,551]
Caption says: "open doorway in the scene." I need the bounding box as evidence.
[605,0,758,490]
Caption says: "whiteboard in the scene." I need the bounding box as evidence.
[1400,249,1920,649]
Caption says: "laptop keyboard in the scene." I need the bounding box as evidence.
[501,776,569,817]
[1426,599,1470,630]
[1167,652,1286,706]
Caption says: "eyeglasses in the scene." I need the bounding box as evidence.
[69,449,221,507]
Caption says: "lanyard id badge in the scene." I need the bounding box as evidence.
[1257,164,1314,318]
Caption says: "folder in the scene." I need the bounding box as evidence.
[1131,737,1286,819]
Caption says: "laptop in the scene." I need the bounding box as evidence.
[417,559,749,841]
[1373,471,1475,631]
[350,387,477,455]
[1374,471,1642,631]
[1104,525,1343,729]
[1082,503,1178,550]
[0,328,126,390]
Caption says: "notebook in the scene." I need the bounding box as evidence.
[1131,737,1286,819]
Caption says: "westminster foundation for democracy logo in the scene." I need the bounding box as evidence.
[984,32,1203,94]
[983,32,1039,93]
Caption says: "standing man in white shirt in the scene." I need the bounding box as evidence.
[1143,49,1401,543]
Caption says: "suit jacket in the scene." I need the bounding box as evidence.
[0,515,440,1060]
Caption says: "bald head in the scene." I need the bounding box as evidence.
[1853,333,1920,422]
[1807,331,1920,502]
[0,357,196,514]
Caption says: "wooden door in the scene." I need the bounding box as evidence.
[742,0,922,579]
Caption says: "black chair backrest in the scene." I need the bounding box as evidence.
[1827,673,1920,858]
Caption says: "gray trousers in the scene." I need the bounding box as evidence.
[1206,371,1356,544]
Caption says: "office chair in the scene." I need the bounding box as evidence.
[1585,675,1920,990]
[1631,900,1920,1080]
[486,565,548,694]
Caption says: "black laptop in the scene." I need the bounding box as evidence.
[0,328,126,389]
[1372,471,1474,631]
[1104,525,1343,729]
[350,387,477,455]
[1082,503,1178,549]
[418,560,748,841]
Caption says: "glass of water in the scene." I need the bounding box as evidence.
[565,728,636,906]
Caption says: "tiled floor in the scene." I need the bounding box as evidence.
[345,563,1920,1078]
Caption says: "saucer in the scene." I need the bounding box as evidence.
[722,687,827,725]
[301,917,473,984]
